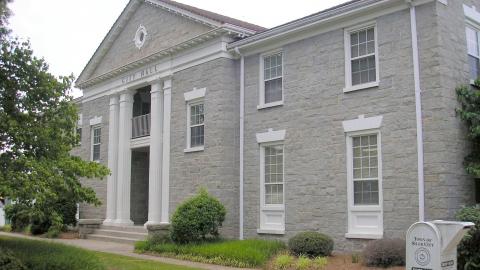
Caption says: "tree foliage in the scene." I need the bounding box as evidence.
[0,0,109,230]
[456,80,480,177]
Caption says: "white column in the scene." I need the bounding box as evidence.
[145,81,164,227]
[114,90,134,226]
[161,79,172,224]
[104,95,119,225]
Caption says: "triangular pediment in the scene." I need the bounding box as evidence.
[76,0,265,89]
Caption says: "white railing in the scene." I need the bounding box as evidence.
[132,114,151,139]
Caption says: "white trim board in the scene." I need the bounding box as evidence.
[342,115,383,133]
[184,88,206,101]
[89,116,102,126]
[256,129,286,143]
[465,4,480,24]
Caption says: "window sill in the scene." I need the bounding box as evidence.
[343,81,379,93]
[184,146,204,153]
[345,232,383,239]
[257,229,285,235]
[257,101,283,110]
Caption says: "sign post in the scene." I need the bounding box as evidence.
[406,221,474,270]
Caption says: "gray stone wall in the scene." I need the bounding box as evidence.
[74,96,110,220]
[418,1,476,221]
[91,2,212,78]
[169,57,240,238]
[242,8,421,251]
[131,150,149,225]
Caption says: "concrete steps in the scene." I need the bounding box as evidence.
[86,225,148,244]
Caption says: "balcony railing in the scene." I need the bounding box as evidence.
[132,113,151,139]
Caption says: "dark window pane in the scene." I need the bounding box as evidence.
[265,78,282,103]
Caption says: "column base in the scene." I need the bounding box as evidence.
[102,219,116,226]
[113,219,134,226]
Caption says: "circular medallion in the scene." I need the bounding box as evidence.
[414,247,431,266]
[134,25,147,49]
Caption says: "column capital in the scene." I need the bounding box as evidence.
[163,78,172,90]
[119,90,134,103]
[150,80,163,94]
[109,95,120,106]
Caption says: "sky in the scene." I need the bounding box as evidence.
[8,0,350,97]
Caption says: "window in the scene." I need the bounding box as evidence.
[91,126,101,161]
[264,145,284,205]
[345,23,379,92]
[343,115,383,239]
[352,135,379,205]
[467,26,480,81]
[187,102,204,149]
[259,51,283,108]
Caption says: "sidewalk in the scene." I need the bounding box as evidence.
[0,232,256,270]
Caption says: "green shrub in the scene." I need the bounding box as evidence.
[0,236,103,270]
[362,238,405,267]
[313,256,328,269]
[170,188,226,244]
[351,253,360,264]
[295,255,312,270]
[0,225,12,232]
[288,232,334,257]
[0,248,27,270]
[4,204,31,232]
[273,254,294,270]
[456,205,480,270]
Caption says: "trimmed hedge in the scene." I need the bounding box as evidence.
[362,238,405,267]
[170,188,226,244]
[0,248,27,270]
[0,236,103,270]
[288,232,334,257]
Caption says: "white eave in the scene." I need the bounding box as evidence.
[228,0,435,52]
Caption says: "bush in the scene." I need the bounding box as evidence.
[170,188,226,244]
[296,255,312,270]
[0,248,27,270]
[362,238,405,267]
[0,225,12,232]
[456,205,480,270]
[288,232,334,258]
[4,204,31,232]
[313,257,328,269]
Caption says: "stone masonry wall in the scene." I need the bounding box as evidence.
[169,57,240,238]
[243,8,420,251]
[74,96,110,220]
[418,1,476,221]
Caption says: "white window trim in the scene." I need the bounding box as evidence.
[465,6,480,85]
[258,138,286,234]
[343,115,384,239]
[343,21,380,93]
[258,49,284,109]
[90,125,101,162]
[256,129,286,144]
[89,116,102,126]
[184,99,205,153]
[184,87,206,102]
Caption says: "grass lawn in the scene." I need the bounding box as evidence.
[0,236,200,270]
[136,238,286,268]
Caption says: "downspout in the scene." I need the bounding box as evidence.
[407,0,425,221]
[235,47,245,239]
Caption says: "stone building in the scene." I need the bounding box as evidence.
[74,0,479,250]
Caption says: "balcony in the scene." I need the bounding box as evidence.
[132,113,151,139]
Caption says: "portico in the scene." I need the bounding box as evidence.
[103,78,172,227]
